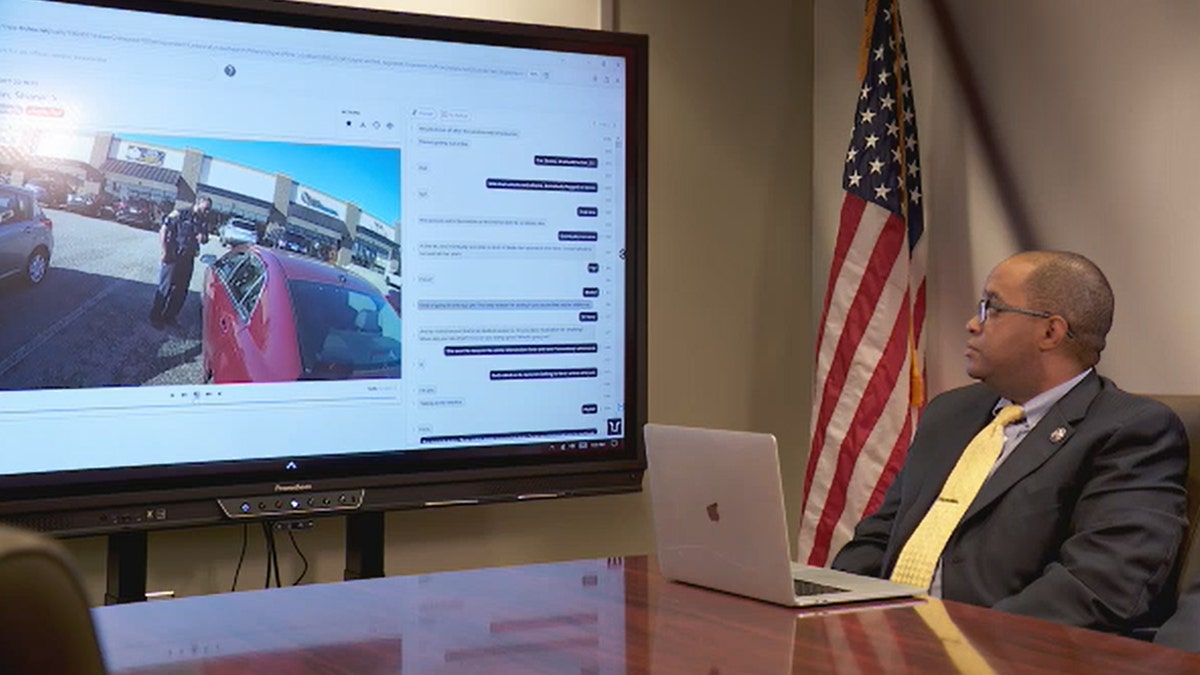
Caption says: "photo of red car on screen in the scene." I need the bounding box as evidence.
[202,245,401,383]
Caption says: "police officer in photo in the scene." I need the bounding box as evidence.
[149,196,211,329]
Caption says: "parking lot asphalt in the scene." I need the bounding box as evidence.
[0,210,398,391]
[0,209,221,389]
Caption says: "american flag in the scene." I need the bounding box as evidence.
[797,0,926,567]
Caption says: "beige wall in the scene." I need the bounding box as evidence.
[919,1,1200,397]
[815,0,1200,403]
[63,0,815,604]
[620,0,813,541]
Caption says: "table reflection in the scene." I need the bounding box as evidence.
[93,556,1200,674]
[96,558,632,674]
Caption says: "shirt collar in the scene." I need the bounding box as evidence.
[993,368,1092,429]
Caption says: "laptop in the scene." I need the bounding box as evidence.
[644,423,923,608]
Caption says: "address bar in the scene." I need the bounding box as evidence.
[0,22,528,79]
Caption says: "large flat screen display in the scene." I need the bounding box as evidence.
[0,0,647,534]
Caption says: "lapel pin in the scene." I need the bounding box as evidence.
[1049,427,1067,443]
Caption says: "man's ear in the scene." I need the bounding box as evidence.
[1039,316,1071,349]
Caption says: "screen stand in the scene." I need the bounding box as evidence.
[105,531,148,605]
[344,512,384,580]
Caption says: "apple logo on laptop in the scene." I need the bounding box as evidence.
[706,502,720,522]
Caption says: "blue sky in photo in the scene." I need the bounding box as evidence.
[122,134,401,224]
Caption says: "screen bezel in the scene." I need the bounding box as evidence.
[0,0,648,535]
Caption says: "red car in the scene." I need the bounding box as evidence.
[202,245,401,383]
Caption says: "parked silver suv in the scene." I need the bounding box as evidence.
[0,185,54,286]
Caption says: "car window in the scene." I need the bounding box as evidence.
[346,292,375,314]
[15,194,32,220]
[287,280,402,379]
[225,254,266,319]
[0,193,16,224]
[213,251,246,281]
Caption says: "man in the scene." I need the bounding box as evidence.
[1157,573,1200,651]
[149,196,211,329]
[832,250,1188,633]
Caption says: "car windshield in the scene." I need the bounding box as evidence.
[287,279,402,380]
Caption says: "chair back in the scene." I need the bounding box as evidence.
[0,525,107,675]
[1148,395,1200,596]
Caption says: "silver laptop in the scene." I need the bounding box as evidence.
[644,423,922,608]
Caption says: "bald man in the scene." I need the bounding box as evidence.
[833,250,1188,634]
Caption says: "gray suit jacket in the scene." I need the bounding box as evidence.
[831,371,1189,632]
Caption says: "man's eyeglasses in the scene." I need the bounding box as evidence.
[977,297,1075,339]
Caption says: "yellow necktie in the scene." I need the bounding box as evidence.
[890,404,1025,589]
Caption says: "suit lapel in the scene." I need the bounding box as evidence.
[961,371,1101,523]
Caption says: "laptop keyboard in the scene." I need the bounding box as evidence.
[794,579,850,597]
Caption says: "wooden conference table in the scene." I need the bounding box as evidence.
[91,555,1200,674]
